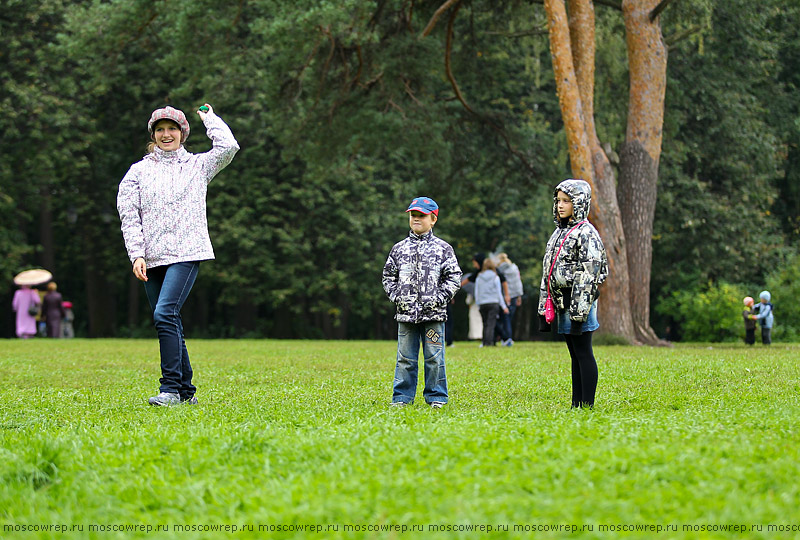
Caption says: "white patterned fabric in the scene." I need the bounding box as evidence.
[538,179,609,323]
[382,230,462,323]
[117,112,239,268]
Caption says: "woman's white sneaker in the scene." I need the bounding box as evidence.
[148,392,180,406]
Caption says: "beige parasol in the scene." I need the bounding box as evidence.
[13,269,53,287]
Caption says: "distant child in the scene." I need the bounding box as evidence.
[751,290,774,345]
[474,258,508,347]
[62,301,75,338]
[538,179,608,408]
[742,296,756,345]
[382,196,462,408]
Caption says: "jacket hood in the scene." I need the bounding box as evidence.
[553,179,592,225]
[760,290,771,302]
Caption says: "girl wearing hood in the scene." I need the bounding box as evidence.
[751,290,774,345]
[117,104,239,406]
[538,179,608,408]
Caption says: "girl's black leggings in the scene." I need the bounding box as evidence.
[564,331,597,408]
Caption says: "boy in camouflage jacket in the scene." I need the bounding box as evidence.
[382,197,462,407]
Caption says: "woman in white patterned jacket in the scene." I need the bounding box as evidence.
[117,104,239,406]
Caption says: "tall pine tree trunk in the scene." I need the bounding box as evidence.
[592,146,636,340]
[545,0,636,342]
[619,0,669,345]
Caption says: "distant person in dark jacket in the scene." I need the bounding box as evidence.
[742,296,756,345]
[42,282,65,338]
[497,252,524,345]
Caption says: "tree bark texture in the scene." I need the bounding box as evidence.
[620,0,668,345]
[567,0,595,134]
[592,148,636,340]
[622,0,666,161]
[421,0,461,37]
[543,0,593,182]
[618,141,661,344]
[545,0,636,342]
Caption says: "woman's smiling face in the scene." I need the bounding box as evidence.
[153,119,182,151]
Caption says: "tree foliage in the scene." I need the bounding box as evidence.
[657,281,742,342]
[0,0,796,341]
[651,0,792,336]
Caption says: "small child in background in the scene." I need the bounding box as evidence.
[62,301,75,338]
[751,290,774,345]
[474,258,508,347]
[742,296,756,345]
[382,196,462,408]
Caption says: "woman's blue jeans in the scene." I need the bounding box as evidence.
[393,321,448,404]
[143,262,199,399]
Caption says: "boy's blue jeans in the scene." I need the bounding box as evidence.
[393,321,448,404]
[143,262,199,400]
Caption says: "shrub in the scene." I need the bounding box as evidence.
[765,251,800,341]
[656,281,743,342]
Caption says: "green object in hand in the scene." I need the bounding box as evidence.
[199,106,209,112]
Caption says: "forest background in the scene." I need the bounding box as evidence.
[1,0,798,343]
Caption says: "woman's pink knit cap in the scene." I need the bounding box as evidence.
[147,106,190,143]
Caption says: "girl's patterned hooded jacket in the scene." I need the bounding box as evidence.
[117,112,239,268]
[538,179,608,324]
[382,230,462,323]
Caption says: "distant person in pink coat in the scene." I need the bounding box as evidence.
[12,285,40,339]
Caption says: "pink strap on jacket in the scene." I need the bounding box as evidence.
[546,220,587,298]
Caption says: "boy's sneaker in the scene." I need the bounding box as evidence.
[391,401,410,407]
[181,396,198,405]
[148,392,180,406]
[503,338,514,347]
[430,402,445,409]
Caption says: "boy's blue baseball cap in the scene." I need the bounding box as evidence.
[406,196,439,216]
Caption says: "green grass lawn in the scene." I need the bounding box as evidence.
[1,339,798,539]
